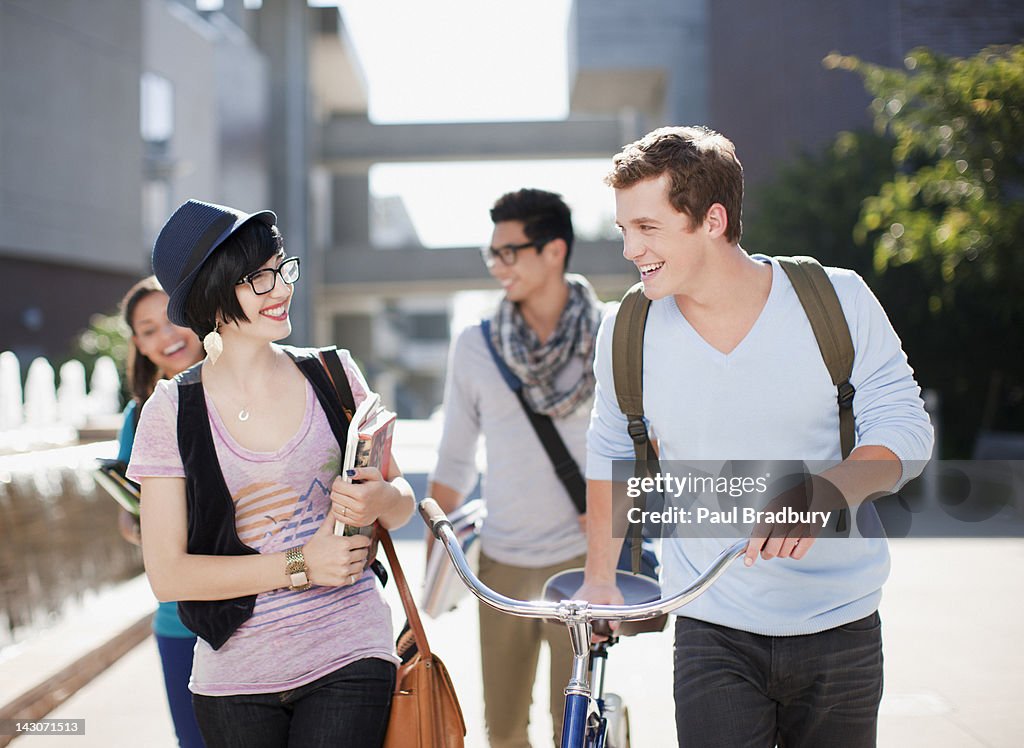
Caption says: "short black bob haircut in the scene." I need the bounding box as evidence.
[182,218,284,338]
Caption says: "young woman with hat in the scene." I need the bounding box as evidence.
[127,199,414,747]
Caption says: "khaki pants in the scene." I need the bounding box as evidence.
[477,551,587,748]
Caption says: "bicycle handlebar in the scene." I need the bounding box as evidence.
[419,497,746,625]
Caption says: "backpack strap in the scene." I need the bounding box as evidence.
[611,283,659,574]
[316,345,357,420]
[480,320,587,515]
[777,256,855,532]
[775,257,856,458]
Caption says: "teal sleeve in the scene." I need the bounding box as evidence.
[153,601,196,639]
[117,400,138,463]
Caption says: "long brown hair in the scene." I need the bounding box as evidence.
[120,276,165,404]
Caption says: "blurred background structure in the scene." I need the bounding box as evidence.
[2,0,1022,439]
[1,2,1023,744]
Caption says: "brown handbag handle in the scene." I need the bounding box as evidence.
[378,526,432,661]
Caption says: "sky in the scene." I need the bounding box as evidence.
[338,0,571,124]
[333,0,619,248]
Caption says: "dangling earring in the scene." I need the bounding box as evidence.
[203,324,224,365]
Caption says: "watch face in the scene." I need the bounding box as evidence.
[290,570,309,588]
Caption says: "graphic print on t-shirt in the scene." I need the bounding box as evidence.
[234,476,332,549]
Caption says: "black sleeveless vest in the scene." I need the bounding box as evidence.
[175,346,352,650]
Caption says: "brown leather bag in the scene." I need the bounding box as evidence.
[379,527,466,748]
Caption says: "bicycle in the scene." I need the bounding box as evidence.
[418,498,747,748]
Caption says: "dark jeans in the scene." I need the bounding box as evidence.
[192,657,396,748]
[156,634,205,748]
[673,613,883,748]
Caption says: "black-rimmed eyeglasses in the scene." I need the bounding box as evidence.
[480,239,550,267]
[236,257,301,295]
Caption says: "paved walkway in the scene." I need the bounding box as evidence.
[4,537,1023,747]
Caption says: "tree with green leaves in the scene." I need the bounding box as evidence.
[826,45,1024,314]
[747,45,1023,456]
[827,44,1024,456]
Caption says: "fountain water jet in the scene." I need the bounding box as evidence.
[58,360,88,428]
[0,351,23,431]
[87,356,120,418]
[24,357,58,427]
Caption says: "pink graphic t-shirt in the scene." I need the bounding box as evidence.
[127,349,399,696]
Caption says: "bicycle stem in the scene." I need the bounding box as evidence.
[565,614,592,699]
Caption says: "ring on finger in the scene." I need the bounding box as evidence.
[341,506,347,517]
[348,573,356,585]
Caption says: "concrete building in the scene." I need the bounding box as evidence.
[1,1,147,364]
[570,0,1024,191]
[1,0,272,364]
[4,0,1022,418]
[1,0,636,417]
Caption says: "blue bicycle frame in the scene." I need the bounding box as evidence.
[419,498,746,748]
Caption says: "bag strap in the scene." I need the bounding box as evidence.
[317,346,357,420]
[480,320,587,515]
[379,526,432,663]
[777,256,855,532]
[776,257,855,459]
[316,345,389,586]
[611,283,659,574]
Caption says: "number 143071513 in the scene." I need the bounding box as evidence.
[0,719,85,735]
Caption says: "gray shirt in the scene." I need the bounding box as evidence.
[430,322,589,567]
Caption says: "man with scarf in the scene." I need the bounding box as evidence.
[429,188,604,748]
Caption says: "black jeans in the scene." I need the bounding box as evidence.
[192,658,396,748]
[673,613,883,748]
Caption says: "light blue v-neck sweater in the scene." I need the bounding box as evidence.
[586,257,934,636]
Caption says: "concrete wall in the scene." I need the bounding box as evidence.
[0,0,145,361]
[0,0,271,361]
[211,13,271,215]
[707,0,1024,191]
[1,258,138,364]
[899,0,1024,57]
[569,0,708,126]
[143,1,268,220]
[0,0,144,271]
[143,0,220,215]
[569,0,1024,195]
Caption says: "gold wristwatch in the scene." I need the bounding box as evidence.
[285,546,312,591]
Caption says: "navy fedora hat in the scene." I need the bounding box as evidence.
[153,199,276,327]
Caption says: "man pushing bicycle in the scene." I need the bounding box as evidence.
[576,126,933,747]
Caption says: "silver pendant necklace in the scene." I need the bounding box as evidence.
[229,350,280,423]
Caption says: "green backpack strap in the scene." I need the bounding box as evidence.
[777,255,855,532]
[612,282,658,574]
[776,256,856,458]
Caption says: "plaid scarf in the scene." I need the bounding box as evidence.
[489,274,604,418]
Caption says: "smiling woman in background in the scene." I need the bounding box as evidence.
[117,275,206,748]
